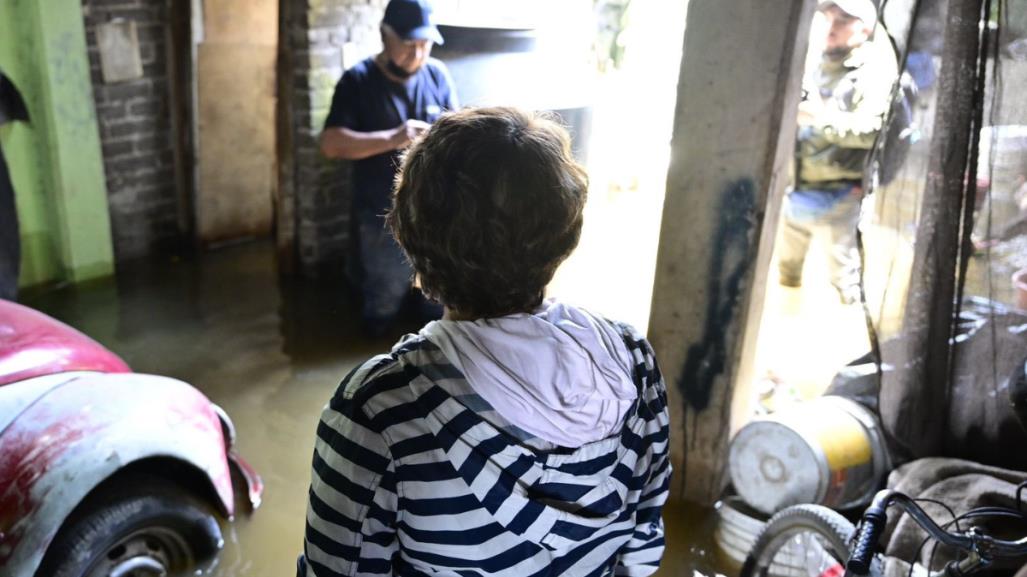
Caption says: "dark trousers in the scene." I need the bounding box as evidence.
[351,206,442,329]
[353,206,415,325]
[0,147,18,301]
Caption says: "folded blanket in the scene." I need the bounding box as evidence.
[882,457,1027,571]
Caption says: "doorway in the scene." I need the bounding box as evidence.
[169,0,279,249]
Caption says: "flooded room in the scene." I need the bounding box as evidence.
[3,0,1027,576]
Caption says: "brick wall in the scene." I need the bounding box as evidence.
[280,0,387,276]
[81,0,387,270]
[82,0,180,262]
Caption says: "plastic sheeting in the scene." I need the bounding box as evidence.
[858,0,1027,463]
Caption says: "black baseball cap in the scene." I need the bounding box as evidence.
[383,0,444,45]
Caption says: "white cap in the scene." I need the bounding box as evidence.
[819,0,878,27]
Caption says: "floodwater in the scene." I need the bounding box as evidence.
[24,240,727,577]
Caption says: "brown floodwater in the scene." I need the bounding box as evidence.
[24,241,726,577]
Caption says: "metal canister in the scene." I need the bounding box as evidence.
[728,396,890,515]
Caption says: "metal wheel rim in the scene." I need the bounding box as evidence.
[85,527,193,577]
[754,528,848,577]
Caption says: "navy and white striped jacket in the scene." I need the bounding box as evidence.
[302,321,671,577]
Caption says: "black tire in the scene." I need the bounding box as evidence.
[740,504,858,577]
[36,474,223,577]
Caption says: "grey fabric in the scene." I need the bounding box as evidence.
[875,303,1027,468]
[882,458,1027,572]
[944,305,1027,470]
[827,301,1027,469]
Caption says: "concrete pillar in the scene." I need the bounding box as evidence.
[82,0,183,261]
[195,0,278,246]
[0,0,114,288]
[647,0,816,504]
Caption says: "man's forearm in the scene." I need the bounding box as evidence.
[320,126,399,160]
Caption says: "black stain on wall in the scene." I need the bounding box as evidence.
[679,178,757,412]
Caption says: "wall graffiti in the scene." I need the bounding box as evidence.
[679,177,757,412]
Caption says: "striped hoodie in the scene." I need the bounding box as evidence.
[301,315,671,577]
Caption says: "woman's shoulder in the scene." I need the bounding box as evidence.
[604,317,645,343]
[590,314,655,362]
[327,334,438,418]
[335,354,400,401]
[544,301,659,376]
[597,317,664,400]
[328,353,410,420]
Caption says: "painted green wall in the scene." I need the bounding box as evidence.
[0,0,114,289]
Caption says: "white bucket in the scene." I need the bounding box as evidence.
[728,396,891,515]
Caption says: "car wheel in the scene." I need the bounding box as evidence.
[36,474,223,577]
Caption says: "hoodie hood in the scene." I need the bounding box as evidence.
[418,301,638,448]
[379,310,669,560]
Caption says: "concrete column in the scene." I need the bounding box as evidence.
[0,0,114,288]
[647,0,816,504]
[195,0,278,246]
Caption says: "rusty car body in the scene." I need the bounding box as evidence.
[0,300,262,576]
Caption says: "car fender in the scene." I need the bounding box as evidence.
[0,373,81,436]
[0,372,234,577]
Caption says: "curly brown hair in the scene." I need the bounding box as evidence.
[387,107,588,318]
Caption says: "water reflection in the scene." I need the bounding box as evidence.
[25,242,383,576]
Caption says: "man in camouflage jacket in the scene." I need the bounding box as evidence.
[779,0,897,304]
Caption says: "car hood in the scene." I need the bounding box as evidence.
[0,301,130,388]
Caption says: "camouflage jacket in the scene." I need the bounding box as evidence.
[796,37,898,189]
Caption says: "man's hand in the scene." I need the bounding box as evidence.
[391,119,432,149]
[321,120,432,160]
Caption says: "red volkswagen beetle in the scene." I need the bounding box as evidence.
[0,300,262,577]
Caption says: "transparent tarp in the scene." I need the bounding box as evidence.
[863,0,1027,467]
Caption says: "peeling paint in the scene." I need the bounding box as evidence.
[0,294,263,577]
[0,409,96,561]
[0,373,241,576]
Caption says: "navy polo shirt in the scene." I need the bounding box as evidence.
[323,56,457,214]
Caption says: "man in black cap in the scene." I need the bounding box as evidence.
[320,0,457,335]
[778,0,896,304]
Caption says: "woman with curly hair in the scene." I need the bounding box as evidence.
[300,107,671,577]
